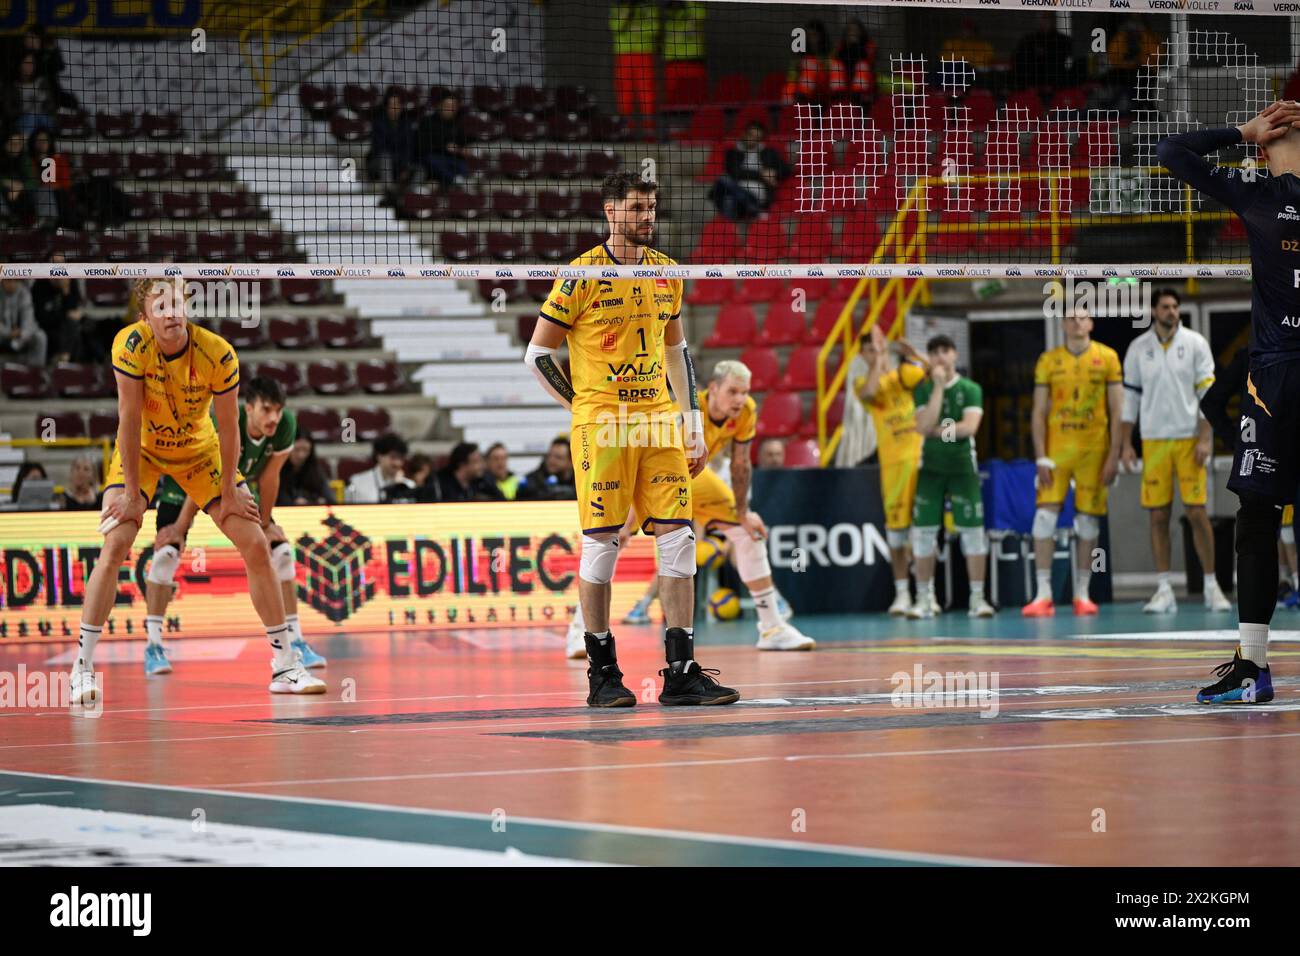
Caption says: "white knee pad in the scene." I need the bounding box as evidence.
[911,526,939,558]
[1282,526,1296,546]
[960,528,988,556]
[1032,507,1059,540]
[1073,513,1101,540]
[270,541,296,582]
[579,533,621,585]
[146,544,181,586]
[656,525,697,579]
[886,528,910,550]
[722,524,772,583]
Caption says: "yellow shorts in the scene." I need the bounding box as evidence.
[1038,440,1109,515]
[1284,504,1294,526]
[572,422,692,534]
[880,456,919,530]
[104,442,244,511]
[692,466,739,530]
[1141,438,1206,509]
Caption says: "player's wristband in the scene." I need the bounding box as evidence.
[685,410,704,453]
[1036,457,1056,470]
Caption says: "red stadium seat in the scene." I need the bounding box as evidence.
[755,393,803,439]
[689,216,740,263]
[254,360,305,396]
[497,149,538,180]
[701,304,756,348]
[783,438,821,468]
[88,410,119,440]
[401,188,445,220]
[318,317,369,350]
[505,112,546,143]
[345,406,393,442]
[95,112,137,139]
[356,360,406,395]
[306,360,355,395]
[516,314,538,343]
[487,189,529,220]
[737,346,780,393]
[776,345,821,392]
[712,74,753,106]
[128,152,168,179]
[462,110,504,143]
[299,83,336,118]
[585,148,621,178]
[279,279,328,306]
[590,113,632,143]
[733,278,785,305]
[554,85,596,115]
[55,107,91,138]
[446,190,488,220]
[1005,89,1045,120]
[797,393,844,440]
[196,231,239,262]
[269,317,313,350]
[472,86,507,115]
[530,230,570,262]
[208,191,257,219]
[525,279,553,301]
[541,149,580,179]
[161,192,203,220]
[758,71,787,104]
[127,192,158,221]
[329,111,370,142]
[141,111,182,139]
[513,85,550,113]
[343,84,381,114]
[440,232,482,261]
[98,233,143,261]
[788,212,834,261]
[217,318,267,351]
[336,456,373,484]
[675,105,726,143]
[549,112,589,143]
[839,210,883,262]
[804,295,853,346]
[577,188,604,219]
[85,279,129,308]
[755,299,806,346]
[685,279,734,306]
[146,231,191,261]
[49,230,93,260]
[742,218,790,261]
[244,231,287,261]
[958,88,996,132]
[79,152,121,179]
[38,411,86,439]
[51,363,109,398]
[728,104,771,139]
[1,363,48,398]
[1050,87,1088,113]
[538,189,578,219]
[0,229,46,262]
[487,231,525,262]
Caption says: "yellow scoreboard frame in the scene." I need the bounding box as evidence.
[0,503,657,644]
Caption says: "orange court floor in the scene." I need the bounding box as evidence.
[2,605,1299,866]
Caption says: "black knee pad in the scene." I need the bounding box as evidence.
[1236,494,1282,555]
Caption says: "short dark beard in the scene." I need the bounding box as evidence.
[622,221,652,246]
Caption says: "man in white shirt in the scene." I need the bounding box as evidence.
[345,433,415,504]
[1120,288,1231,613]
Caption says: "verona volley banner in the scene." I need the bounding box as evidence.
[0,503,657,644]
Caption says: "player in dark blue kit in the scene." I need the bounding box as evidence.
[1158,100,1300,703]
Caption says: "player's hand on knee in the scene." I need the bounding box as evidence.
[101,491,145,534]
[264,521,287,546]
[152,524,183,552]
[739,511,767,541]
[217,486,260,526]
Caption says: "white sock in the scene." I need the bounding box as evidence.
[970,581,985,602]
[590,629,610,645]
[1075,570,1091,602]
[1035,570,1052,602]
[77,622,102,667]
[285,614,301,644]
[751,586,783,630]
[145,615,163,646]
[1239,623,1269,667]
[918,579,934,595]
[1293,572,1299,591]
[894,578,910,598]
[1157,571,1172,590]
[267,623,294,669]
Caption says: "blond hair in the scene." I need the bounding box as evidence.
[710,359,752,387]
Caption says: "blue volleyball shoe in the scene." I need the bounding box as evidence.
[144,642,172,676]
[1197,649,1273,704]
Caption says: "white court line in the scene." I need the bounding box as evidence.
[0,662,1220,719]
[199,728,1300,790]
[1068,629,1300,642]
[0,768,1025,868]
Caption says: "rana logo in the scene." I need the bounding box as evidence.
[163,266,182,277]
[704,269,723,278]
[387,268,406,278]
[1198,267,1213,277]
[907,268,924,277]
[601,269,619,278]
[49,268,69,277]
[277,268,296,277]
[808,268,824,277]
[1101,269,1118,277]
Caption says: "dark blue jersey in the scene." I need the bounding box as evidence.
[1157,127,1300,369]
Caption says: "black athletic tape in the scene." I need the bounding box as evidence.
[535,354,576,405]
[683,348,699,411]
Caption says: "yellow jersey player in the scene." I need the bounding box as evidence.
[692,360,814,650]
[526,171,739,707]
[69,278,325,705]
[1024,307,1123,617]
[855,324,927,616]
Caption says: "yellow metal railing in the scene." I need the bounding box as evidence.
[240,0,383,108]
[813,163,1249,463]
[0,437,113,496]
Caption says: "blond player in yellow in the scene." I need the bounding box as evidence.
[855,324,927,616]
[692,360,814,650]
[69,278,325,704]
[526,171,739,707]
[1023,307,1123,617]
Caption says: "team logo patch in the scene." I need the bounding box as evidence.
[560,279,576,296]
[124,331,142,353]
[600,331,617,351]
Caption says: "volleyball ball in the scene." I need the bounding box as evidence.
[708,587,742,621]
[696,536,725,571]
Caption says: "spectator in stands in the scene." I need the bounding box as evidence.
[757,438,786,470]
[483,442,519,500]
[3,53,56,135]
[709,121,791,221]
[832,18,877,105]
[1011,13,1077,94]
[345,432,414,503]
[784,19,834,104]
[24,27,68,99]
[435,442,486,502]
[610,0,661,139]
[0,129,36,226]
[661,2,707,107]
[27,127,75,228]
[516,437,577,501]
[1104,17,1160,115]
[11,462,49,506]
[0,277,45,366]
[941,18,996,72]
[278,435,336,505]
[417,92,468,188]
[59,454,101,511]
[367,88,418,207]
[30,254,83,364]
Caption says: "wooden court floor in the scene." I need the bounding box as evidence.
[2,606,1299,866]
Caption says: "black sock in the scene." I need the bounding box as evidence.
[1236,496,1281,626]
[664,626,694,671]
[584,632,616,668]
